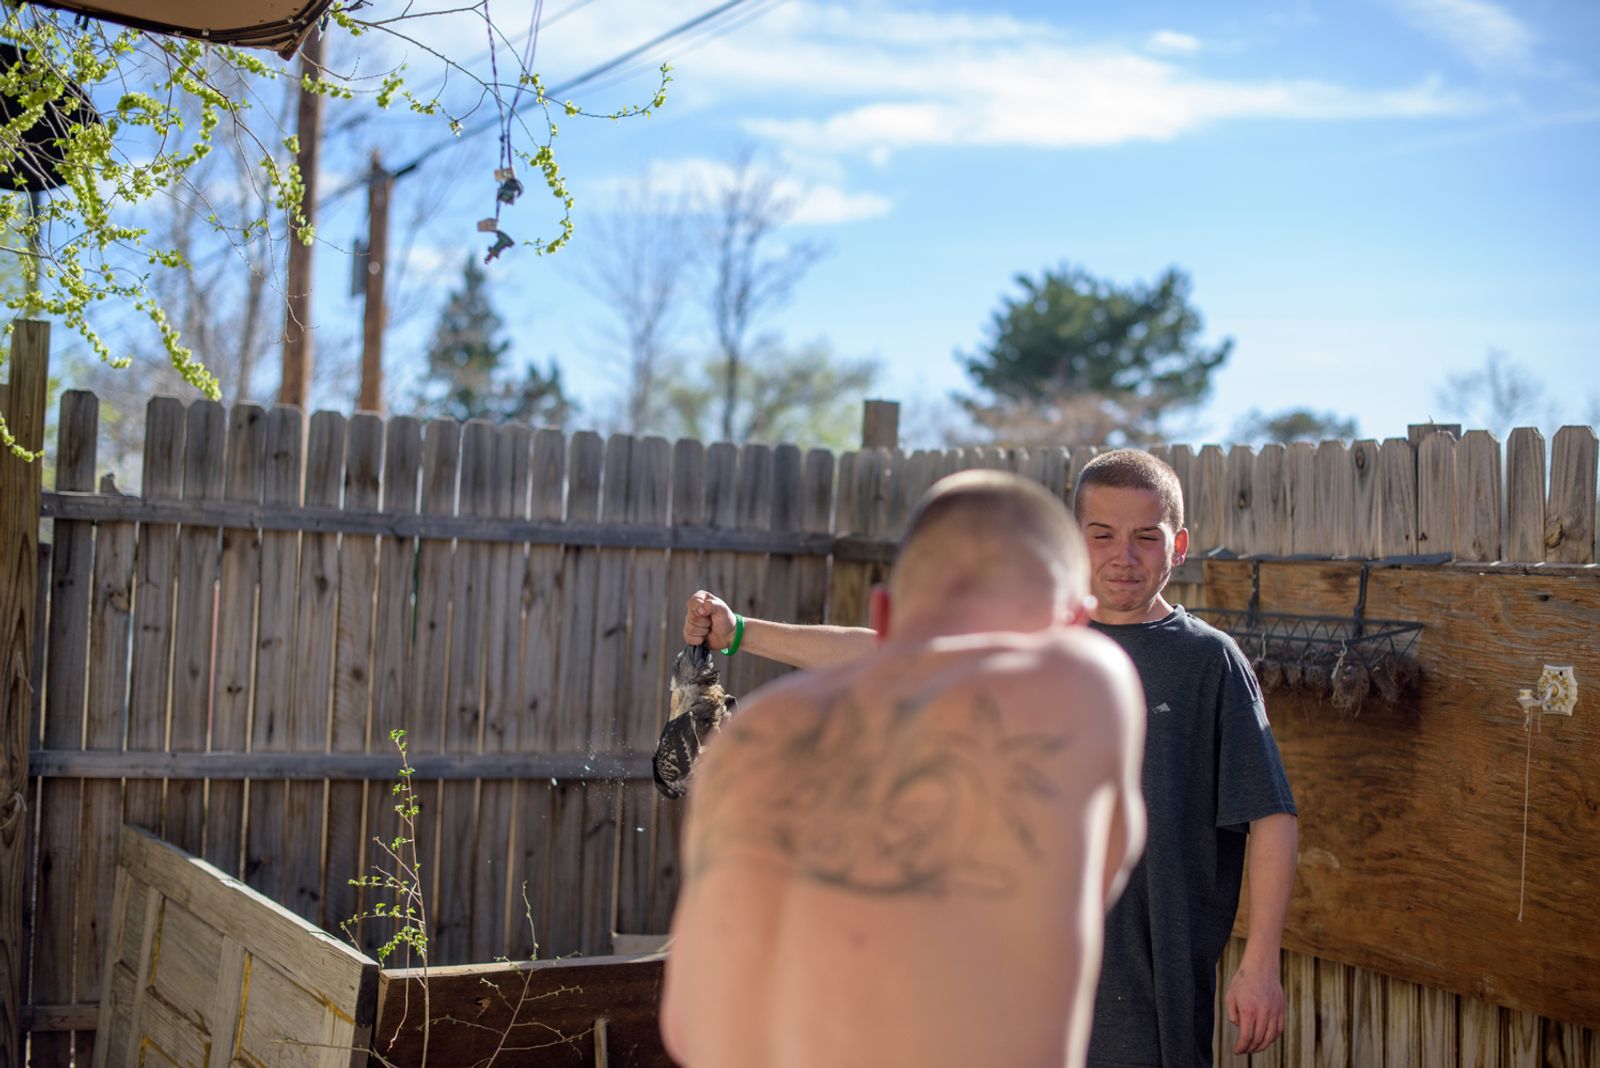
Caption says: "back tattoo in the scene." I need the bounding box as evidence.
[688,689,1076,898]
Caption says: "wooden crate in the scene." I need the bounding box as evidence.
[93,826,673,1067]
[94,826,378,1067]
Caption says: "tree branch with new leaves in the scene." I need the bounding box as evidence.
[0,0,669,458]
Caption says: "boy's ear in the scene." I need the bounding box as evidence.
[1172,527,1190,566]
[869,585,892,639]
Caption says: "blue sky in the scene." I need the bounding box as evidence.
[304,0,1600,447]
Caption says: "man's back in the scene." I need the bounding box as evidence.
[662,628,1145,1068]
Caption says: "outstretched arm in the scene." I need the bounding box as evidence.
[1225,811,1298,1055]
[684,590,874,670]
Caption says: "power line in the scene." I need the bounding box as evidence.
[322,0,779,206]
[562,0,788,102]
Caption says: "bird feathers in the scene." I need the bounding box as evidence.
[652,644,737,800]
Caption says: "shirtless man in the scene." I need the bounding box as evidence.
[660,470,1147,1068]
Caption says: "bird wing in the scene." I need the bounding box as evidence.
[652,710,702,801]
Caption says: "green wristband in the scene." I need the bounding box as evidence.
[721,613,745,656]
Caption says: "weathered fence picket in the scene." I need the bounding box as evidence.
[514,426,565,958]
[1456,430,1502,564]
[1252,443,1289,559]
[728,444,774,705]
[1505,427,1546,565]
[649,437,706,934]
[360,414,422,958]
[826,450,868,627]
[1547,425,1599,565]
[1418,430,1457,556]
[1225,443,1255,556]
[76,459,132,1068]
[579,434,633,955]
[755,445,804,702]
[548,430,603,958]
[1349,966,1383,1066]
[615,435,672,940]
[1316,440,1354,559]
[245,405,303,902]
[1285,441,1316,556]
[168,400,224,856]
[326,412,383,941]
[470,421,531,960]
[208,403,265,880]
[437,419,493,961]
[285,412,344,926]
[1422,985,1458,1066]
[1379,436,1419,557]
[32,390,94,1067]
[126,397,184,837]
[1387,975,1421,1067]
[1351,439,1382,559]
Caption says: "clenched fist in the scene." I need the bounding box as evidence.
[684,590,738,649]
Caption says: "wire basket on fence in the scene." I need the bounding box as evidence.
[1196,608,1425,715]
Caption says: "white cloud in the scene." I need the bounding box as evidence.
[399,243,461,276]
[359,1,1496,164]
[595,156,892,226]
[789,185,893,225]
[1386,0,1535,72]
[1147,30,1202,55]
[746,60,1487,157]
[523,1,1493,160]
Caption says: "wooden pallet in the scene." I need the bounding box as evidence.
[93,826,674,1067]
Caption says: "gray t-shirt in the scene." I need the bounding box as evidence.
[1086,607,1297,1068]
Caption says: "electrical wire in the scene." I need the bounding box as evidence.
[319,0,783,206]
[168,0,785,275]
[561,0,788,102]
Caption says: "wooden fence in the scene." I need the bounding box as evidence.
[10,378,1600,1066]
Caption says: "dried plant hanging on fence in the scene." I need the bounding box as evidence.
[1198,564,1424,716]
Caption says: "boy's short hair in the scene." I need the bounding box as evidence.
[896,469,1087,604]
[1072,449,1185,531]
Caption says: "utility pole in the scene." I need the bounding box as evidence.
[278,29,323,410]
[358,150,391,414]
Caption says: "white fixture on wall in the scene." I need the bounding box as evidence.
[1517,664,1578,721]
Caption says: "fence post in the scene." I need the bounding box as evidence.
[0,320,50,1068]
[860,399,899,449]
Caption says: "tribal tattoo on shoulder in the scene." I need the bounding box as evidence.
[687,689,1076,898]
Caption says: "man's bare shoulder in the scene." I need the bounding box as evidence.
[707,628,1142,742]
[945,628,1145,743]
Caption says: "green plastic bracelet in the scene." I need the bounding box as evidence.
[721,613,745,656]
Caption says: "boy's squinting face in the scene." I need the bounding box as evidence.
[1076,485,1188,624]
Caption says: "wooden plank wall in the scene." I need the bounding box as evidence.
[20,397,1600,1067]
[1201,429,1600,1068]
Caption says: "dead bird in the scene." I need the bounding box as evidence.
[652,643,738,800]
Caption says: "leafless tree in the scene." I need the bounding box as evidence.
[64,66,294,486]
[704,153,825,441]
[1433,349,1559,438]
[579,176,694,434]
[663,340,878,450]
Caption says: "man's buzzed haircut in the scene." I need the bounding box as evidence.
[1073,449,1185,532]
[895,470,1087,605]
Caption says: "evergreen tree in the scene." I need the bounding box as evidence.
[960,264,1230,444]
[420,256,573,426]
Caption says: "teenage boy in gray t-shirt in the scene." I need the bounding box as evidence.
[681,449,1298,1067]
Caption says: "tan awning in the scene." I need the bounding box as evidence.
[29,0,334,57]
